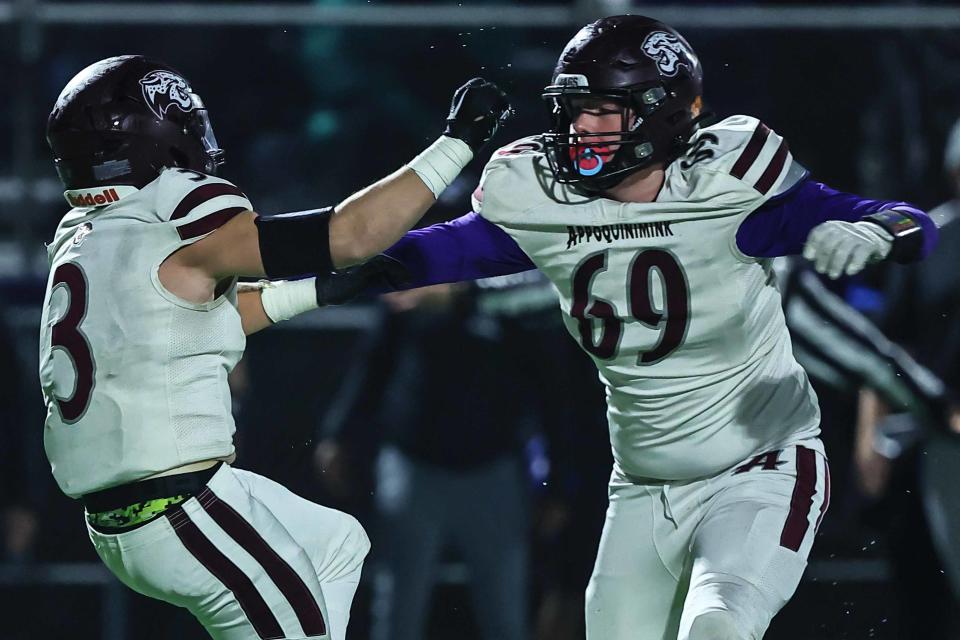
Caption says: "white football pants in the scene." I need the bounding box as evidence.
[87,464,370,640]
[586,440,830,640]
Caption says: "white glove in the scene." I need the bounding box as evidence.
[802,220,893,279]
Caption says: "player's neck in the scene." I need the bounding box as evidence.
[603,163,666,203]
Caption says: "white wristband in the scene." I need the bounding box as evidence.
[407,135,473,199]
[259,279,319,323]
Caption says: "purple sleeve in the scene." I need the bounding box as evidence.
[736,179,938,259]
[384,212,535,289]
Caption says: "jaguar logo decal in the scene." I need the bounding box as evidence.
[139,71,194,119]
[642,31,693,77]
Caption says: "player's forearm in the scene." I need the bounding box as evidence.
[329,133,481,268]
[856,389,887,450]
[328,168,438,269]
[238,279,325,333]
[237,256,409,332]
[328,75,513,269]
[237,286,274,335]
[736,179,938,259]
[262,77,510,274]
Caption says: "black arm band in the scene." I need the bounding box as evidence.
[254,207,334,278]
[861,208,924,263]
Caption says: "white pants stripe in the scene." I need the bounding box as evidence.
[88,465,370,639]
[586,438,830,640]
[168,503,287,639]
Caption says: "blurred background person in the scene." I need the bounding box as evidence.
[0,303,38,564]
[850,115,960,639]
[314,277,555,640]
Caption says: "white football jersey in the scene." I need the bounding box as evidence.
[473,115,822,481]
[40,167,252,498]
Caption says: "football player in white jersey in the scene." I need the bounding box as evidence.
[377,16,940,640]
[39,55,509,640]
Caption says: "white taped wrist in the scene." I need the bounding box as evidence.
[259,279,318,323]
[407,135,473,199]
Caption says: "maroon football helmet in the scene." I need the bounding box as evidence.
[542,15,706,192]
[47,55,225,190]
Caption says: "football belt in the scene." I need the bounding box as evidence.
[82,462,221,517]
[87,495,188,530]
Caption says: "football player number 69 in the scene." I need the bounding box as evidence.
[571,249,690,364]
[47,262,96,423]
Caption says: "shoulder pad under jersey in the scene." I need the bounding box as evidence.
[673,115,808,203]
[472,136,573,224]
[154,167,253,242]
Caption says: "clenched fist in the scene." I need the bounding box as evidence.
[443,78,513,152]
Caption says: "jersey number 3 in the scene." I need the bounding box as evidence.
[48,262,95,423]
[571,249,689,364]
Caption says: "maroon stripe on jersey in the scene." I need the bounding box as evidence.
[754,139,790,194]
[198,488,327,636]
[780,446,818,552]
[730,122,771,180]
[176,207,246,240]
[167,507,284,640]
[815,461,831,532]
[171,183,247,220]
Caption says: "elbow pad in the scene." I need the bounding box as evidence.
[255,208,334,278]
[861,208,923,263]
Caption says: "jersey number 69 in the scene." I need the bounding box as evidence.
[571,249,690,364]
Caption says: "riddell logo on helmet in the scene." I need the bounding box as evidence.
[67,188,121,208]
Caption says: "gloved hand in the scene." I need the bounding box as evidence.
[443,77,513,152]
[315,255,410,305]
[802,220,893,279]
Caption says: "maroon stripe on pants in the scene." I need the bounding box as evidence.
[753,139,790,194]
[176,207,246,240]
[815,462,831,532]
[730,122,771,179]
[168,507,284,640]
[198,488,327,636]
[171,183,247,220]
[780,447,818,552]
